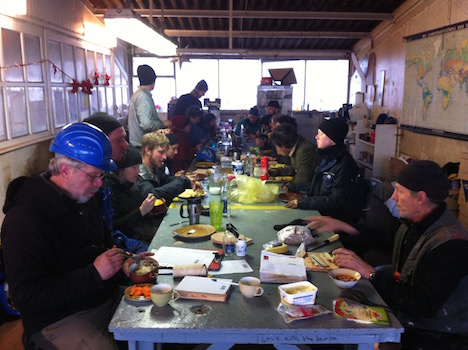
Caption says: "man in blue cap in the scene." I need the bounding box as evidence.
[1,123,147,349]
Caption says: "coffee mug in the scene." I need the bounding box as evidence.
[239,276,264,298]
[180,202,201,225]
[150,284,180,307]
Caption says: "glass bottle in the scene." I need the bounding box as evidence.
[220,175,231,217]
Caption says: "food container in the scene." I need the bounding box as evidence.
[129,259,159,283]
[329,268,361,289]
[278,281,318,305]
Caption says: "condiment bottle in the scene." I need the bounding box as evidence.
[223,230,236,257]
[260,156,269,180]
[235,238,247,257]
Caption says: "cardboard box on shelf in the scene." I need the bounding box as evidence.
[458,152,468,180]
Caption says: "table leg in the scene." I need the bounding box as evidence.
[127,340,154,350]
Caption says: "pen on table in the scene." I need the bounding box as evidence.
[211,278,239,286]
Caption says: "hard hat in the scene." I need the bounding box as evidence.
[50,123,117,172]
[196,146,216,163]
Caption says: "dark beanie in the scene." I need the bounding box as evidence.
[137,64,156,85]
[84,112,122,136]
[249,107,259,116]
[267,100,280,109]
[195,79,208,91]
[396,160,449,202]
[166,133,179,145]
[318,118,348,145]
[115,145,141,169]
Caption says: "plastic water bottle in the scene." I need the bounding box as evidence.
[244,153,252,176]
[223,230,235,257]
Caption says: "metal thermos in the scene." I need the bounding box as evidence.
[179,198,202,225]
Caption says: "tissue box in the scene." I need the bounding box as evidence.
[278,281,317,305]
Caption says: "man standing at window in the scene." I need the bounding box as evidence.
[128,64,168,148]
[172,79,209,118]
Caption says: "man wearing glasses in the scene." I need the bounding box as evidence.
[1,123,145,349]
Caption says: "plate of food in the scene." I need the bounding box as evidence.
[196,161,215,169]
[173,224,216,241]
[124,283,154,304]
[178,188,206,199]
[277,192,305,203]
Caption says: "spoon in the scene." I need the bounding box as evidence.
[123,251,140,265]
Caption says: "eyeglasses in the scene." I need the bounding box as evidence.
[74,167,105,183]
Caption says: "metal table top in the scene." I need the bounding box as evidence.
[109,193,403,350]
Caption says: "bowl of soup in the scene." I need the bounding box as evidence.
[129,259,159,283]
[329,268,361,289]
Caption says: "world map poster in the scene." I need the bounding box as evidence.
[402,21,468,137]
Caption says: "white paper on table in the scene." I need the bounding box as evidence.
[210,259,253,275]
[151,247,217,267]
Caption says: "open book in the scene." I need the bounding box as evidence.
[259,250,307,283]
[175,276,231,302]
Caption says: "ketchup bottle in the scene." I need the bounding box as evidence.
[260,156,269,180]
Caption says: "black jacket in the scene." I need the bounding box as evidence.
[109,173,163,245]
[298,144,360,222]
[1,172,120,336]
[137,163,191,205]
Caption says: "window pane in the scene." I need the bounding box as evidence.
[48,40,63,83]
[75,47,86,81]
[25,34,42,82]
[68,92,78,123]
[2,29,23,82]
[29,87,46,133]
[305,60,348,111]
[87,50,95,79]
[115,88,123,117]
[63,44,75,82]
[6,87,27,137]
[89,90,98,115]
[219,59,259,110]
[152,77,175,113]
[134,57,174,76]
[114,63,122,85]
[97,86,106,112]
[52,87,66,127]
[106,87,114,115]
[78,93,90,120]
[0,91,6,141]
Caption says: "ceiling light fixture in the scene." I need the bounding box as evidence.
[104,9,177,56]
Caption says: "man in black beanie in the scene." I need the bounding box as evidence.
[84,112,128,162]
[286,117,361,224]
[306,160,468,349]
[172,79,209,117]
[128,64,168,148]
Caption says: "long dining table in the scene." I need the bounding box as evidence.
[108,187,403,350]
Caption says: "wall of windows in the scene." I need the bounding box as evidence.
[131,57,348,113]
[0,20,129,154]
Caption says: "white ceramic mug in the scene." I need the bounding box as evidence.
[239,276,264,298]
[150,284,180,307]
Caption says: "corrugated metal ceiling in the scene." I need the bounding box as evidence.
[84,0,407,60]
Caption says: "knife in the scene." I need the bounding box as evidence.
[306,233,340,252]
